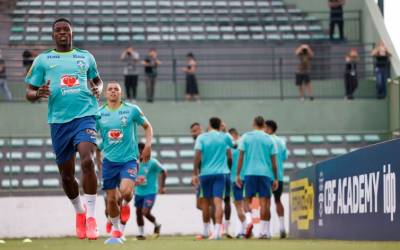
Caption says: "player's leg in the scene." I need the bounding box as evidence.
[199,176,212,239]
[135,195,146,240]
[210,175,225,239]
[273,181,286,238]
[258,176,273,239]
[105,188,123,238]
[232,182,246,238]
[119,160,138,233]
[142,194,161,237]
[223,175,232,237]
[244,176,256,238]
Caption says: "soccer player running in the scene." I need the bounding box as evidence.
[236,116,279,239]
[192,117,234,240]
[135,142,167,240]
[265,120,288,238]
[96,82,153,241]
[25,18,103,240]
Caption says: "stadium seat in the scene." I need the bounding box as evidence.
[0,139,5,146]
[307,135,324,144]
[311,148,329,157]
[159,137,176,145]
[25,151,42,160]
[345,135,362,143]
[22,179,40,188]
[42,178,60,187]
[3,165,22,173]
[160,150,178,158]
[10,139,24,147]
[166,177,180,186]
[181,177,192,185]
[24,165,41,174]
[1,179,19,188]
[44,164,59,173]
[46,138,52,146]
[140,137,157,145]
[45,151,56,160]
[331,148,348,156]
[163,163,179,171]
[289,135,306,144]
[364,134,381,143]
[179,150,195,158]
[283,162,295,170]
[292,148,308,157]
[180,163,193,171]
[326,135,344,143]
[0,152,3,159]
[6,152,23,160]
[297,162,313,169]
[283,176,290,183]
[350,148,359,152]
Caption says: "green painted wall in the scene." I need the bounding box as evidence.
[0,100,389,137]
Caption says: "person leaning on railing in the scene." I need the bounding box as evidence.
[328,0,345,41]
[295,44,314,101]
[371,40,391,99]
[344,48,359,100]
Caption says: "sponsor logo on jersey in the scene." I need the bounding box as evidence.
[60,75,80,88]
[108,129,123,141]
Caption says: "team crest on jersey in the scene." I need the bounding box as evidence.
[76,59,87,73]
[120,115,128,127]
[108,129,123,143]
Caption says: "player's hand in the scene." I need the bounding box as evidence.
[272,180,279,191]
[158,187,166,194]
[140,144,151,162]
[236,176,243,188]
[89,79,102,100]
[191,175,199,187]
[136,176,145,185]
[36,80,51,98]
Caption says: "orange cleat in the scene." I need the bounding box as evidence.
[112,230,123,238]
[106,221,112,234]
[86,217,99,240]
[120,205,131,224]
[76,212,86,240]
[245,224,253,239]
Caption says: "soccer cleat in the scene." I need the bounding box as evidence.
[195,235,208,240]
[236,234,245,239]
[112,230,123,238]
[280,231,287,239]
[136,235,146,240]
[120,236,126,242]
[258,234,271,240]
[106,222,112,234]
[154,223,162,237]
[104,237,123,245]
[86,217,99,240]
[244,224,253,239]
[76,212,86,240]
[120,205,131,224]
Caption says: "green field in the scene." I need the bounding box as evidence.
[1,237,399,250]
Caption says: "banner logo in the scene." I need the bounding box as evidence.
[290,178,314,230]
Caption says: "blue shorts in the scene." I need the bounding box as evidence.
[50,116,97,165]
[102,158,138,190]
[196,184,201,198]
[244,175,272,198]
[199,174,226,199]
[135,194,156,209]
[232,181,245,201]
[224,174,231,198]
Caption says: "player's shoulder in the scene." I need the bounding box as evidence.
[34,49,55,60]
[123,101,140,109]
[97,103,107,112]
[74,47,92,54]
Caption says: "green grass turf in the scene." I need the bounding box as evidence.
[1,236,399,250]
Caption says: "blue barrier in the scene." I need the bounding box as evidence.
[290,139,399,240]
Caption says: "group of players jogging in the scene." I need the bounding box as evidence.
[24,17,287,242]
[190,117,287,240]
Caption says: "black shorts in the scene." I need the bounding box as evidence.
[272,181,284,202]
[186,74,199,95]
[295,73,311,86]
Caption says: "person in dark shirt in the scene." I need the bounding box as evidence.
[183,52,199,101]
[22,49,35,73]
[0,50,12,101]
[371,40,391,99]
[142,48,161,103]
[328,0,345,40]
[344,48,359,100]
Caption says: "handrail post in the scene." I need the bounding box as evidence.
[279,57,284,100]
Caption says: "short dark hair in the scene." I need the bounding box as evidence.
[190,122,200,129]
[265,120,278,133]
[254,116,265,128]
[228,128,238,135]
[209,117,221,130]
[52,18,72,30]
[138,142,145,152]
[187,52,195,59]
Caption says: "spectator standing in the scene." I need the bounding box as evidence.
[120,46,140,102]
[22,49,35,73]
[0,50,12,101]
[371,40,391,99]
[328,0,345,40]
[183,52,199,101]
[295,44,314,101]
[344,48,359,100]
[143,48,161,103]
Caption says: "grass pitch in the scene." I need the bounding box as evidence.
[1,236,399,250]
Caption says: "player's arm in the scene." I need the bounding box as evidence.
[236,150,244,188]
[271,154,279,191]
[89,76,103,100]
[158,169,167,194]
[26,80,51,102]
[226,149,232,169]
[140,121,153,162]
[192,150,201,186]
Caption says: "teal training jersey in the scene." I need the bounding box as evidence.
[25,48,99,124]
[194,130,234,176]
[239,130,277,179]
[271,134,288,181]
[96,102,147,163]
[135,158,164,196]
[230,147,245,182]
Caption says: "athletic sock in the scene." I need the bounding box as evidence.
[110,216,120,231]
[70,195,85,214]
[240,221,247,235]
[265,221,271,237]
[214,224,222,238]
[120,223,126,234]
[260,220,267,236]
[84,194,97,218]
[245,212,252,225]
[223,220,230,234]
[138,226,144,236]
[279,216,285,232]
[203,223,210,237]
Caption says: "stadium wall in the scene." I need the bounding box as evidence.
[290,139,400,240]
[0,194,289,238]
[0,100,389,137]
